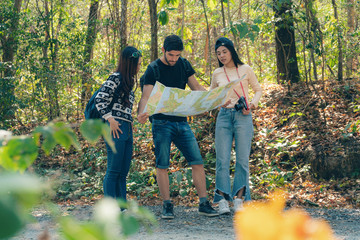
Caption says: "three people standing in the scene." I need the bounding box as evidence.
[94,35,261,218]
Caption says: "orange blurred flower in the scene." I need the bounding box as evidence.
[234,191,336,240]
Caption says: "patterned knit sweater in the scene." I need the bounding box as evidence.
[95,73,134,122]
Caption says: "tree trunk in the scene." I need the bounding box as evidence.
[38,0,60,120]
[200,0,212,76]
[0,0,22,123]
[346,0,355,78]
[273,0,300,84]
[304,0,318,82]
[1,0,22,75]
[227,0,239,50]
[237,0,243,56]
[180,0,185,40]
[81,0,100,106]
[106,0,119,63]
[331,0,343,81]
[220,0,226,30]
[148,0,158,61]
[120,0,128,49]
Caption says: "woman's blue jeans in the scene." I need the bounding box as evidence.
[213,108,253,203]
[103,119,133,201]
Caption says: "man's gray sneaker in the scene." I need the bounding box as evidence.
[199,200,219,217]
[162,202,174,219]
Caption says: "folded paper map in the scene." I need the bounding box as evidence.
[144,75,245,116]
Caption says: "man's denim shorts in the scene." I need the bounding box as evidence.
[151,119,203,169]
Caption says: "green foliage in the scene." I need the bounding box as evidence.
[342,120,360,138]
[158,10,169,25]
[128,166,157,197]
[0,120,156,239]
[59,199,157,240]
[169,168,194,197]
[80,119,114,151]
[0,173,47,239]
[231,19,261,42]
[0,134,38,172]
[34,122,81,154]
[0,0,357,128]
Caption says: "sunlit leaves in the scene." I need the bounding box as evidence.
[119,214,140,236]
[80,119,114,151]
[0,174,46,239]
[236,22,249,38]
[160,0,179,8]
[158,10,169,25]
[60,217,106,240]
[232,20,261,42]
[0,120,114,172]
[177,26,193,41]
[0,136,38,172]
[32,126,56,155]
[34,122,80,154]
[60,198,157,240]
[53,122,81,150]
[207,0,217,10]
[0,199,23,239]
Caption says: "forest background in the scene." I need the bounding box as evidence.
[0,0,359,237]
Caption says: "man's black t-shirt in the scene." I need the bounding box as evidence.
[143,57,195,122]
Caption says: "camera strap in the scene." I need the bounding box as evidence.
[223,67,249,109]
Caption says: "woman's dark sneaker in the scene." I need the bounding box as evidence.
[199,200,219,217]
[162,202,174,219]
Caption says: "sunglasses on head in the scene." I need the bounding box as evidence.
[131,50,142,58]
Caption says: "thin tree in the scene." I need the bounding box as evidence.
[331,0,343,81]
[226,0,239,50]
[180,0,185,40]
[0,0,22,77]
[35,0,61,119]
[346,0,356,78]
[273,0,300,85]
[220,0,226,29]
[120,0,128,49]
[148,0,159,61]
[81,0,100,106]
[200,0,212,76]
[0,0,22,122]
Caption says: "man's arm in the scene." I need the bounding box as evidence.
[137,84,153,123]
[187,74,206,91]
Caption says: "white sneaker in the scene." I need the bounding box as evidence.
[233,198,244,212]
[218,199,230,215]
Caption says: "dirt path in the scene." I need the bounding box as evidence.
[11,204,360,240]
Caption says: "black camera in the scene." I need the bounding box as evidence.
[234,96,248,111]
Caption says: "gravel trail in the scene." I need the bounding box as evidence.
[11,204,360,240]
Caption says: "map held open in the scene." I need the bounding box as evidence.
[144,75,245,116]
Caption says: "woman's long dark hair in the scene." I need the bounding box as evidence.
[115,46,141,106]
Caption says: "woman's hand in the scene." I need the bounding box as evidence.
[242,103,255,115]
[108,117,122,138]
[137,112,149,124]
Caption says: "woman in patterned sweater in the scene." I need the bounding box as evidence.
[95,46,142,202]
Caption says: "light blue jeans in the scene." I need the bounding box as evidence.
[213,108,253,203]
